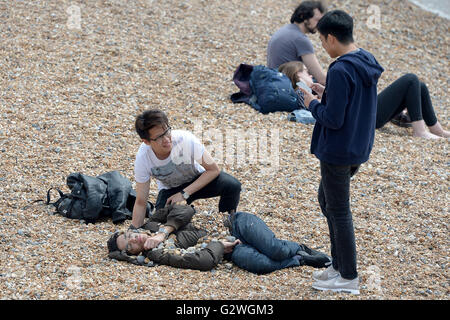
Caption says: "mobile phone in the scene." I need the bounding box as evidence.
[296,81,312,94]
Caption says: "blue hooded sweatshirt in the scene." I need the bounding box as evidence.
[309,48,384,165]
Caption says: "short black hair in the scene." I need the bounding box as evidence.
[107,232,121,253]
[135,109,169,141]
[317,10,354,44]
[290,1,326,24]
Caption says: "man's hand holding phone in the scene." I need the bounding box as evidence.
[310,83,325,99]
[299,87,319,109]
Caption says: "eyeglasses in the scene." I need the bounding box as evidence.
[123,230,143,254]
[149,126,171,143]
[123,231,134,252]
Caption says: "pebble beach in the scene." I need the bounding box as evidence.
[0,0,448,300]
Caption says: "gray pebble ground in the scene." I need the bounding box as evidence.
[0,0,448,300]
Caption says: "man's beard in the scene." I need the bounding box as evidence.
[304,20,317,34]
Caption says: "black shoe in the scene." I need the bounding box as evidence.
[296,244,331,268]
[391,111,412,128]
[223,215,232,229]
[223,212,236,232]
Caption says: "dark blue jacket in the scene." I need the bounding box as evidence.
[230,64,302,114]
[309,48,384,165]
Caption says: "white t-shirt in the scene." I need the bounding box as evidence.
[134,130,206,190]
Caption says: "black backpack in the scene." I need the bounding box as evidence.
[44,171,153,224]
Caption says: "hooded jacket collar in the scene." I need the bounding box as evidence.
[332,48,384,87]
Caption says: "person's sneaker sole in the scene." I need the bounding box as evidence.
[312,282,360,295]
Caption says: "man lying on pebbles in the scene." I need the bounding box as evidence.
[107,204,239,271]
[107,204,331,274]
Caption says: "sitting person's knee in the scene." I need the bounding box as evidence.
[403,73,419,84]
[223,174,242,193]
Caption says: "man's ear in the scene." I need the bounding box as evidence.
[142,139,151,146]
[327,34,337,45]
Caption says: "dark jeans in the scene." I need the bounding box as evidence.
[376,73,438,129]
[318,161,359,280]
[229,211,302,274]
[155,171,241,213]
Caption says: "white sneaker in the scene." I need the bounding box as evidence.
[312,265,339,281]
[312,275,360,295]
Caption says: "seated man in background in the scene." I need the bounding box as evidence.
[267,0,327,84]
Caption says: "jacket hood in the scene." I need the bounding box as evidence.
[336,48,384,87]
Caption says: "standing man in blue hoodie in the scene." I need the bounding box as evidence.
[300,10,384,294]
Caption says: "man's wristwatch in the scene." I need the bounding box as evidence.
[180,190,190,200]
[128,224,142,230]
[157,227,169,238]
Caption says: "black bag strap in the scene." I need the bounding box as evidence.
[46,187,79,218]
[22,188,64,210]
[21,187,65,210]
[46,187,66,206]
[21,199,44,210]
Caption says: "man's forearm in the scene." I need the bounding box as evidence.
[183,169,220,196]
[131,202,147,228]
[310,68,326,86]
[302,53,326,85]
[158,225,175,237]
[131,180,151,228]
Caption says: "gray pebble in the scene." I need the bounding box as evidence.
[186,247,195,253]
[17,229,30,237]
[136,256,145,264]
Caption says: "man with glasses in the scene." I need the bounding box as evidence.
[130,109,241,250]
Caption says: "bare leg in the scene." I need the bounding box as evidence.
[428,122,450,138]
[411,120,442,139]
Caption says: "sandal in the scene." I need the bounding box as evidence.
[391,110,412,128]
